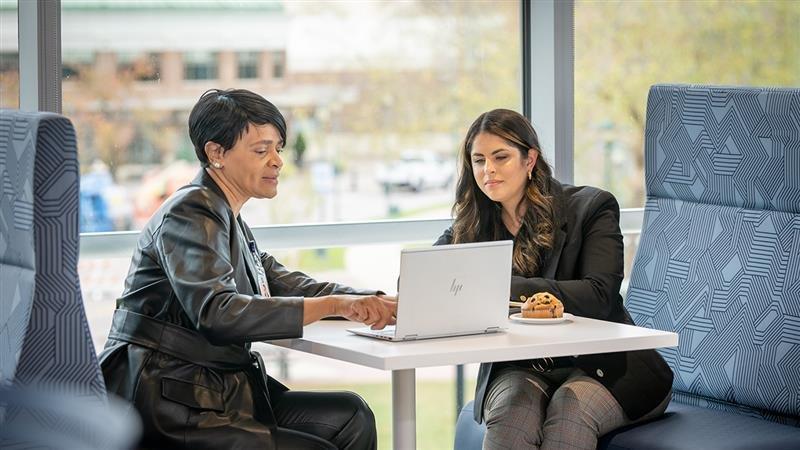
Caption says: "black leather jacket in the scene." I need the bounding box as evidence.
[436,179,673,423]
[99,170,375,449]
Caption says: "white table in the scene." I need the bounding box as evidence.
[267,317,678,449]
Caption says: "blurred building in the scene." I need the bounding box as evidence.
[0,1,365,167]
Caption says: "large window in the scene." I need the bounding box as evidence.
[0,0,17,109]
[59,0,521,233]
[574,0,800,208]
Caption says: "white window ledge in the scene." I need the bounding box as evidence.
[79,209,644,259]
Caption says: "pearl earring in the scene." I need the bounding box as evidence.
[528,170,532,181]
[213,162,222,169]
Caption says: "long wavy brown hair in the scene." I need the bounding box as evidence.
[451,109,555,277]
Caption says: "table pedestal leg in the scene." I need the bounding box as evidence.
[392,368,416,450]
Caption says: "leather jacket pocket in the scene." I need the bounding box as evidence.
[161,377,225,412]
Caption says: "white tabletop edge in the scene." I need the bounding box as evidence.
[267,336,391,369]
[382,333,678,370]
[265,318,679,372]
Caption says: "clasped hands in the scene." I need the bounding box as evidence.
[334,294,397,330]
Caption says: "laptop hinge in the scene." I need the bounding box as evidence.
[401,334,419,341]
[485,327,500,333]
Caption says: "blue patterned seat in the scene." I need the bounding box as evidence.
[0,110,138,448]
[599,84,800,448]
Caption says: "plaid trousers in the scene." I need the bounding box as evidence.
[482,366,670,450]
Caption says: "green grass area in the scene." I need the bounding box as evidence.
[387,201,452,219]
[297,247,346,272]
[291,378,477,450]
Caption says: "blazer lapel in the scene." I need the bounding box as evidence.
[542,226,566,279]
[541,179,568,279]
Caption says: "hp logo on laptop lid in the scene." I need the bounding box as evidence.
[450,279,463,296]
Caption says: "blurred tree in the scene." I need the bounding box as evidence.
[293,131,308,168]
[0,69,19,109]
[575,0,800,207]
[321,0,520,159]
[62,54,180,178]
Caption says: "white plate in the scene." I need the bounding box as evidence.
[509,312,573,324]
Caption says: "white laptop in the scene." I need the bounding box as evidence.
[348,240,513,341]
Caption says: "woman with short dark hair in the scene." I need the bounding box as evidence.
[437,109,673,449]
[100,89,396,449]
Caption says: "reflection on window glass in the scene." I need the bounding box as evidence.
[574,0,800,208]
[0,0,18,109]
[60,0,521,232]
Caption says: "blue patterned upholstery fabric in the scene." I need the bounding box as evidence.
[0,111,36,384]
[627,85,800,425]
[642,86,800,213]
[626,85,800,427]
[602,85,800,448]
[0,110,137,448]
[0,110,105,397]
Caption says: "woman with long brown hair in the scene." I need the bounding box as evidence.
[436,109,672,449]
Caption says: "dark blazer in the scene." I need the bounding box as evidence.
[435,179,673,423]
[99,170,375,449]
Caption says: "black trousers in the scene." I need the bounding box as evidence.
[271,390,377,450]
[101,312,377,450]
[105,344,376,450]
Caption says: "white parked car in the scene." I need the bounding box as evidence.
[376,152,455,192]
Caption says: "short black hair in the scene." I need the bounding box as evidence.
[188,89,287,166]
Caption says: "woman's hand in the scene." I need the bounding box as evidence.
[333,294,397,330]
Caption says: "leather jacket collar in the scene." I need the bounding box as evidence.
[191,168,231,211]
